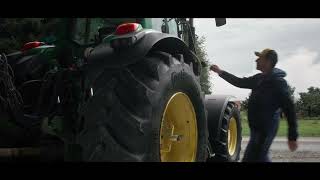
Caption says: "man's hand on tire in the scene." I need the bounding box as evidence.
[210,64,223,75]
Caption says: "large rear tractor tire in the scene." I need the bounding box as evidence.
[75,51,208,162]
[208,102,242,162]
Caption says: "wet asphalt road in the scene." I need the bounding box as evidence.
[239,137,320,162]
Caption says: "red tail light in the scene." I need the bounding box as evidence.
[21,41,45,52]
[115,23,141,35]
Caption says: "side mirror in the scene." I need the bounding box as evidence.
[215,18,226,27]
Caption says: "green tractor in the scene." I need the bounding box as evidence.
[0,18,242,162]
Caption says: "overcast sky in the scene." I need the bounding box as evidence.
[194,18,320,101]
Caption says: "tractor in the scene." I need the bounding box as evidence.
[0,18,242,162]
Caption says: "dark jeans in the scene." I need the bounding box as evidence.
[242,119,279,162]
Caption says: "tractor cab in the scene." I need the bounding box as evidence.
[5,18,213,94]
[8,18,201,67]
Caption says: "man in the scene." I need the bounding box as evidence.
[210,48,298,162]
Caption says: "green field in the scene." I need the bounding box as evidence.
[240,111,320,137]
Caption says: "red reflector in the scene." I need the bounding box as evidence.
[115,23,139,35]
[21,41,44,52]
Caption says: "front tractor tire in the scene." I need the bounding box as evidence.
[76,51,208,162]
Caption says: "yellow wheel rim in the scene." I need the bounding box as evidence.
[228,117,238,156]
[160,92,198,162]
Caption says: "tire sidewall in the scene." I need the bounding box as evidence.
[148,61,208,162]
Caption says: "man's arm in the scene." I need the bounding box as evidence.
[219,71,258,89]
[275,79,299,141]
[210,65,258,89]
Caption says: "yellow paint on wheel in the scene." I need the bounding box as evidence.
[228,117,237,156]
[160,92,198,162]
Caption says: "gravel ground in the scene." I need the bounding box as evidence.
[239,137,320,162]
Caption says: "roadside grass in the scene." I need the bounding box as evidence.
[240,111,320,137]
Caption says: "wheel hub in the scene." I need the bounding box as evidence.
[160,92,198,162]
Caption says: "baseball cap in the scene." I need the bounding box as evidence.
[255,48,278,66]
[255,48,273,57]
